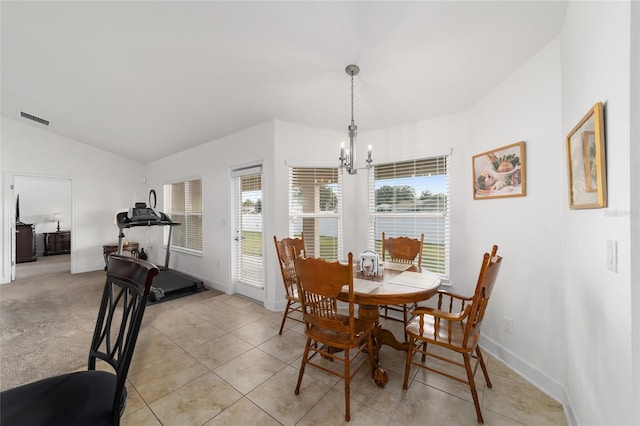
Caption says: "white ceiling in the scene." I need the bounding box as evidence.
[1,1,568,164]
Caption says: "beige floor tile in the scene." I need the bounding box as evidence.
[247,365,332,426]
[121,405,161,426]
[205,397,281,426]
[187,332,253,370]
[214,347,287,394]
[128,349,209,403]
[257,329,308,364]
[149,372,242,426]
[113,294,566,426]
[389,379,480,426]
[129,328,186,377]
[233,319,282,346]
[483,373,566,425]
[341,366,407,414]
[123,381,148,417]
[297,387,392,425]
[150,307,227,349]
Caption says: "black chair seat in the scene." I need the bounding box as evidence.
[0,255,158,426]
[1,370,125,426]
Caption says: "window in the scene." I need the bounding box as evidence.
[368,156,450,280]
[163,179,202,252]
[289,167,342,261]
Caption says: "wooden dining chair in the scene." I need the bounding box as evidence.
[0,255,159,426]
[403,245,502,424]
[273,233,306,334]
[380,232,425,337]
[293,253,376,422]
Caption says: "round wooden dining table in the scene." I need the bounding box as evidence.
[339,262,441,387]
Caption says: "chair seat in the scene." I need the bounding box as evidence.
[0,370,121,426]
[306,317,375,349]
[406,315,480,353]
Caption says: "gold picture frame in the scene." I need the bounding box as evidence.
[566,102,607,209]
[472,141,526,200]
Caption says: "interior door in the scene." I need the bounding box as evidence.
[231,165,264,302]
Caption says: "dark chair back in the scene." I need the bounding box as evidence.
[93,254,159,421]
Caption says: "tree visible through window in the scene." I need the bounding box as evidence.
[289,167,342,260]
[369,157,449,279]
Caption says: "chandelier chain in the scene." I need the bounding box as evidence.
[350,71,355,125]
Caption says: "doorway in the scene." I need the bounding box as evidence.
[231,164,264,302]
[9,174,73,282]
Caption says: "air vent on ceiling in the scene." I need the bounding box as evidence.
[20,111,50,126]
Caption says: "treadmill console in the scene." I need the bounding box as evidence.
[116,202,179,228]
[129,202,161,223]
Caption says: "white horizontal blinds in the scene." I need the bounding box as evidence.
[369,156,450,279]
[289,167,341,261]
[236,170,263,287]
[163,179,202,251]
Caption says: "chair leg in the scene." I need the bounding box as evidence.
[403,337,415,389]
[463,353,484,424]
[344,349,351,422]
[476,346,492,388]
[402,305,408,341]
[295,337,312,395]
[279,300,292,335]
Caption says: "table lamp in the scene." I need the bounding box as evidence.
[53,213,61,232]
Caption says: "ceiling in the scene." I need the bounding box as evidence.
[1,1,568,164]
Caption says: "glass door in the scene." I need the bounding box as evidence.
[231,165,264,302]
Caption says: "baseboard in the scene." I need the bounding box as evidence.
[479,335,565,404]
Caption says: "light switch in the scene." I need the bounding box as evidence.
[607,240,618,273]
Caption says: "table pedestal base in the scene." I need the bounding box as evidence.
[358,304,412,387]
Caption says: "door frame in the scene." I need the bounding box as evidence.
[2,172,74,283]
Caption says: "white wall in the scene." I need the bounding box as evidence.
[145,121,276,305]
[631,2,640,422]
[465,38,566,398]
[361,38,567,402]
[561,2,635,425]
[1,116,148,279]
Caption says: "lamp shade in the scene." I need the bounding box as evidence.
[53,213,62,222]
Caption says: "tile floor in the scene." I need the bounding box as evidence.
[118,293,566,425]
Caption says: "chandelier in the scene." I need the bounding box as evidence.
[339,64,372,174]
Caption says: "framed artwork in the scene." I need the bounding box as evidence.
[566,102,607,209]
[473,141,526,200]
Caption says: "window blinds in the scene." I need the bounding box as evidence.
[163,179,203,252]
[288,167,342,261]
[235,170,263,287]
[368,156,450,280]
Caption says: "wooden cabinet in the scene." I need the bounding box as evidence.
[44,231,71,256]
[16,223,37,263]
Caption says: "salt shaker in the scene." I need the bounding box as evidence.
[378,262,384,276]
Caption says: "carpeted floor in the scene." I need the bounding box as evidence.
[0,255,221,391]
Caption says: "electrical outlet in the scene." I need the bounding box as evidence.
[504,316,513,335]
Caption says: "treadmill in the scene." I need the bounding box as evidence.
[116,202,205,303]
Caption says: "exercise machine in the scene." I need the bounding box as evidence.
[115,202,205,303]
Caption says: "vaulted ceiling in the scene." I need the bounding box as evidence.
[1,1,568,163]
